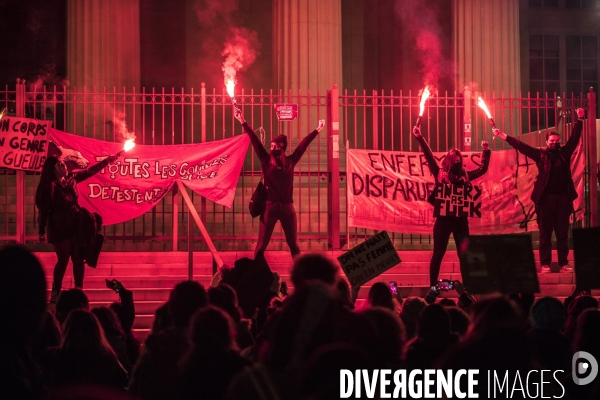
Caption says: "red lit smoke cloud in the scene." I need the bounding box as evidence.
[107,107,135,141]
[396,1,452,92]
[194,0,260,88]
[222,27,259,84]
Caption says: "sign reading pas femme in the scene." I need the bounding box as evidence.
[0,116,50,171]
[49,128,250,225]
[337,231,401,287]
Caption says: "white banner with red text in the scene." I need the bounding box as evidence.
[346,146,585,234]
[49,128,249,225]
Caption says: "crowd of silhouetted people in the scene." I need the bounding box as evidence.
[1,244,600,399]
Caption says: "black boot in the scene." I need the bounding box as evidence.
[50,283,61,304]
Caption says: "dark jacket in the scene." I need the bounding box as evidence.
[242,122,319,203]
[38,158,112,243]
[504,119,583,205]
[416,135,491,205]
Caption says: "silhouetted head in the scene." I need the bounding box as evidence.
[91,307,125,338]
[366,282,395,311]
[530,296,565,331]
[189,306,238,353]
[61,309,115,359]
[168,281,208,328]
[55,288,89,326]
[0,245,46,345]
[291,253,340,290]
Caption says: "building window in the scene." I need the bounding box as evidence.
[529,35,560,96]
[565,0,597,8]
[529,0,559,7]
[566,36,598,96]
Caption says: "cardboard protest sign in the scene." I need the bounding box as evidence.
[432,183,482,218]
[337,231,401,287]
[0,116,51,171]
[461,234,540,294]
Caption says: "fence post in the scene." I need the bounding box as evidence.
[463,86,472,151]
[15,79,26,244]
[201,83,207,224]
[587,88,598,227]
[172,183,178,251]
[327,84,340,250]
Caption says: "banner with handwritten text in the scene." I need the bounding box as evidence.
[347,146,585,234]
[49,128,249,225]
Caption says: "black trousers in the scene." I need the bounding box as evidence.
[429,217,469,287]
[255,201,300,258]
[537,193,571,266]
[52,235,85,290]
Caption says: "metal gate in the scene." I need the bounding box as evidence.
[0,81,597,250]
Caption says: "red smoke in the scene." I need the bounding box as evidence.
[222,27,260,85]
[416,30,442,92]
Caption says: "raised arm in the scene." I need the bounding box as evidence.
[234,108,269,163]
[493,129,541,162]
[413,126,440,178]
[468,141,491,181]
[562,108,585,156]
[74,155,118,183]
[289,119,325,164]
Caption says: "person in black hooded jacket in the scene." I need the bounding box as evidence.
[235,108,324,258]
[493,107,585,273]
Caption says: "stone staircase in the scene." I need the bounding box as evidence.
[34,250,593,342]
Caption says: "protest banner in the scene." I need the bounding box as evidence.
[337,231,401,287]
[346,145,585,234]
[49,128,250,225]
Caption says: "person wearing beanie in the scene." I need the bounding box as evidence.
[234,108,325,257]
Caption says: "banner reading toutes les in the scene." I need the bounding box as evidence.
[0,116,50,171]
[347,145,585,234]
[49,128,249,225]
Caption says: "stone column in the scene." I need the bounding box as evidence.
[67,0,140,139]
[272,0,342,145]
[453,0,520,96]
[273,0,342,93]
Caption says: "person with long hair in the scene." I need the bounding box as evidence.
[45,309,128,390]
[36,153,118,302]
[413,126,491,299]
[234,109,324,257]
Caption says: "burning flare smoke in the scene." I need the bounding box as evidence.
[477,97,496,129]
[415,86,431,127]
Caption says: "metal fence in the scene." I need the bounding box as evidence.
[0,81,597,250]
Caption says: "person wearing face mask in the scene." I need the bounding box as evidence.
[234,108,325,258]
[36,154,120,303]
[493,107,585,273]
[413,127,491,301]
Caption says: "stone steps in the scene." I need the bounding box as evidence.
[34,250,588,342]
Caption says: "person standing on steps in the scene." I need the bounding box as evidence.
[234,108,324,258]
[36,154,120,303]
[493,107,585,273]
[413,126,491,303]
